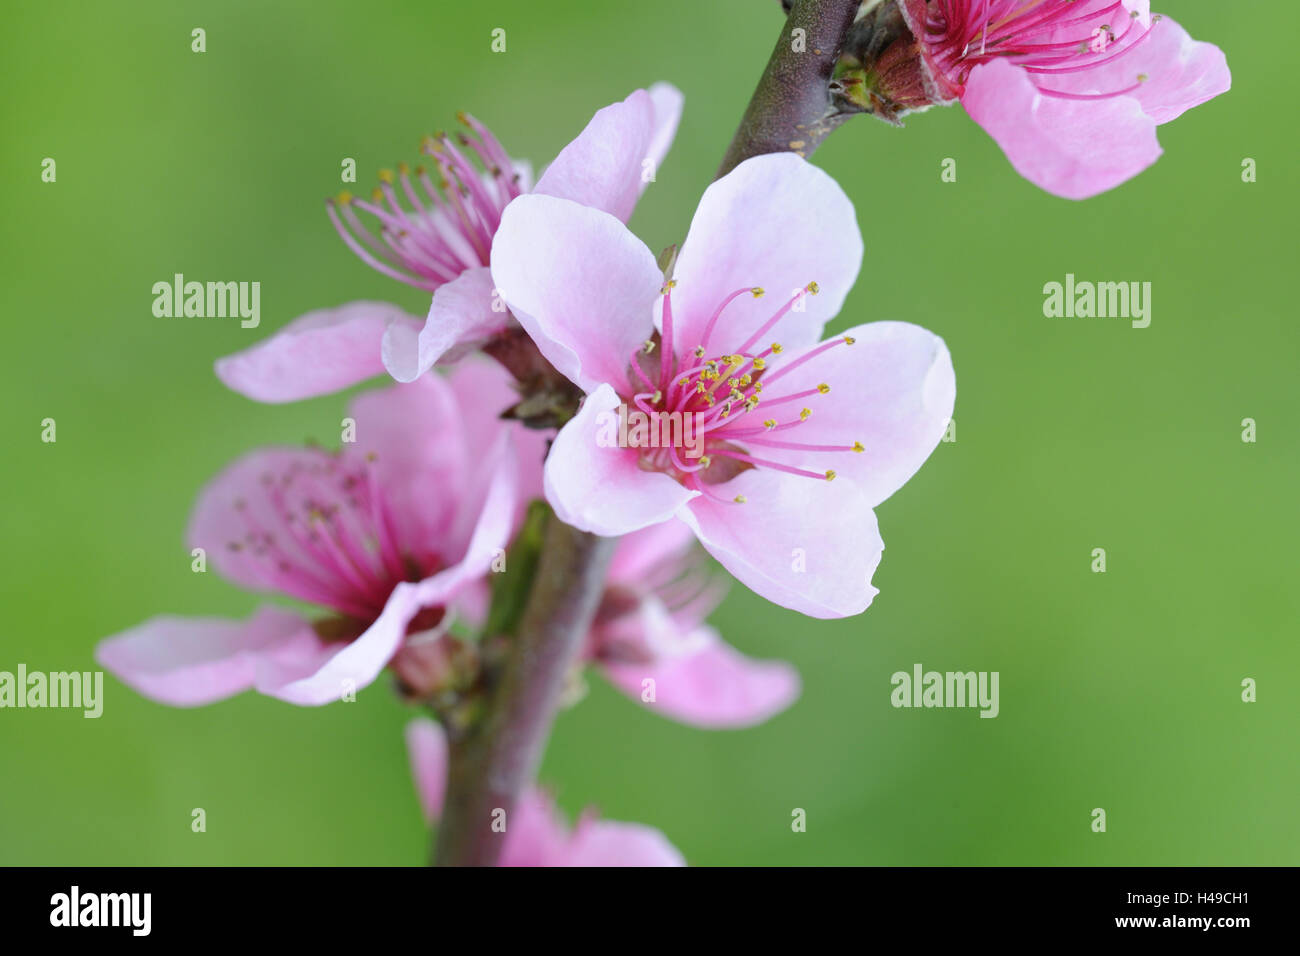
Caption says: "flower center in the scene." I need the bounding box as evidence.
[622,282,864,506]
[326,113,523,290]
[227,450,436,619]
[916,0,1162,100]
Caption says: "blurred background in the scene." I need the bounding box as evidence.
[1,0,1295,865]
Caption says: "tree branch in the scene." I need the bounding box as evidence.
[432,0,863,868]
[718,0,863,177]
[433,513,616,866]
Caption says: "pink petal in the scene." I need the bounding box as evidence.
[608,520,696,582]
[215,301,421,403]
[602,626,800,728]
[543,384,698,536]
[497,791,574,867]
[533,85,683,223]
[345,375,471,555]
[645,82,685,190]
[498,791,685,867]
[1044,13,1229,125]
[405,717,448,824]
[669,153,862,354]
[259,581,426,706]
[680,469,884,618]
[962,58,1163,200]
[561,817,686,867]
[95,606,317,707]
[491,195,661,394]
[186,446,353,598]
[381,267,510,383]
[263,436,518,706]
[444,356,549,508]
[757,321,954,508]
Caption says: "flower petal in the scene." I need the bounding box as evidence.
[754,321,954,508]
[534,85,682,222]
[562,817,687,867]
[215,301,420,403]
[669,153,863,354]
[680,469,883,618]
[405,717,448,824]
[1035,12,1228,126]
[962,58,1163,200]
[608,520,696,583]
[543,384,698,536]
[602,625,800,728]
[345,375,471,555]
[259,581,425,706]
[491,195,661,394]
[95,606,317,707]
[382,267,510,383]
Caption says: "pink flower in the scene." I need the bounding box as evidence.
[896,0,1230,199]
[590,521,801,727]
[491,152,955,618]
[96,360,540,707]
[214,85,683,403]
[406,718,685,866]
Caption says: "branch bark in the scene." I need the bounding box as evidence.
[433,513,616,866]
[717,0,863,177]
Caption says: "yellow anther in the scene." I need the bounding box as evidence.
[817,383,830,394]
[751,287,765,298]
[739,374,753,387]
[753,358,766,370]
[764,419,777,430]
[371,187,384,202]
[699,455,712,468]
[753,382,763,392]
[337,190,353,204]
[693,346,705,358]
[800,408,812,421]
[651,390,662,404]
[843,336,857,345]
[378,168,395,184]
[696,383,708,394]
[397,161,410,175]
[642,340,656,354]
[807,281,820,295]
[733,494,747,504]
[824,469,836,481]
[678,377,689,387]
[456,109,471,125]
[770,343,783,354]
[851,441,865,453]
[745,396,760,411]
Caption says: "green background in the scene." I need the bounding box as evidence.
[2,0,1295,865]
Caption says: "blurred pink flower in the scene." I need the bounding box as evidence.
[898,0,1230,198]
[406,718,685,866]
[491,152,955,618]
[589,522,800,728]
[97,360,540,707]
[214,84,683,402]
